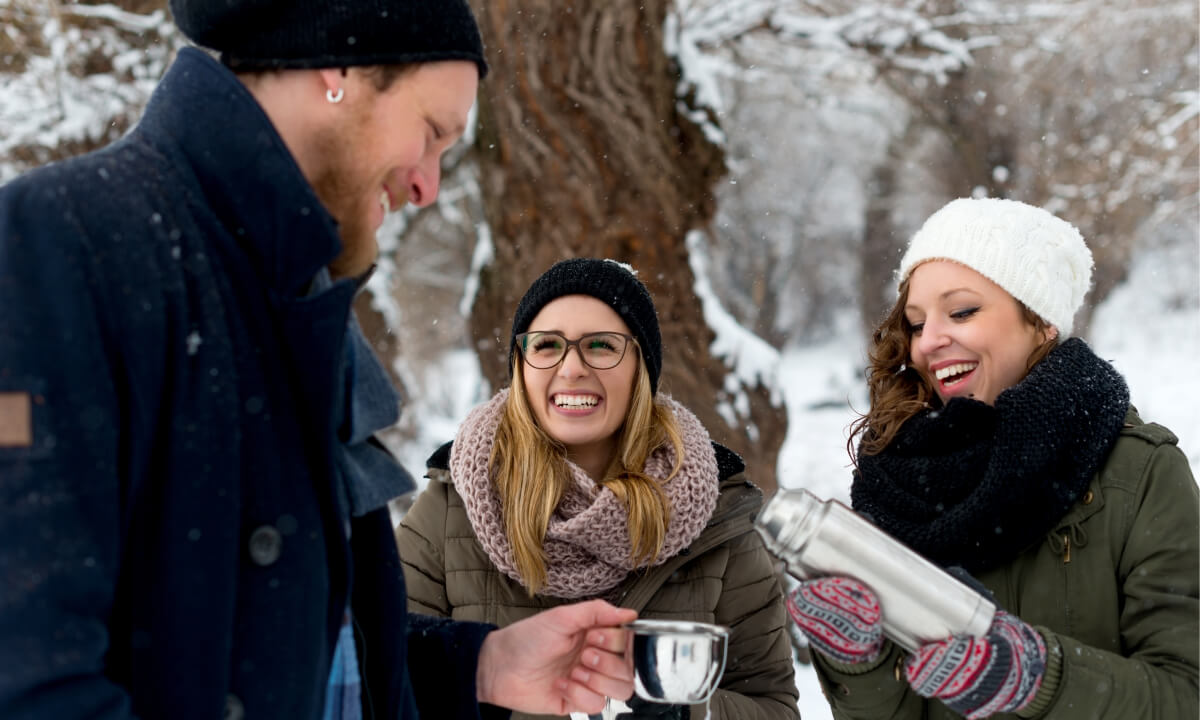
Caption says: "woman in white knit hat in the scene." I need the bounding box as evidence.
[785,198,1198,720]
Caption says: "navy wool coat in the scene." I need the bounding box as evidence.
[0,48,498,720]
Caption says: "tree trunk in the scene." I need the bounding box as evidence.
[467,0,787,495]
[863,41,1018,336]
[860,139,903,336]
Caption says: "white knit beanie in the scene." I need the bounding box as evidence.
[896,198,1094,337]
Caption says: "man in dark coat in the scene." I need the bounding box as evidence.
[0,2,636,719]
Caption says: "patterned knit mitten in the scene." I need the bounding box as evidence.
[786,576,884,665]
[903,610,1046,719]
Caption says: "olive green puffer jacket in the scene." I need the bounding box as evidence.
[396,443,800,720]
[812,409,1199,720]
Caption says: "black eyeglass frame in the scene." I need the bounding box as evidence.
[514,331,638,370]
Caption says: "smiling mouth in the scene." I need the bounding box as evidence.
[934,362,978,389]
[553,393,600,409]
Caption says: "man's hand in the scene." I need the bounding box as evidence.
[477,599,638,715]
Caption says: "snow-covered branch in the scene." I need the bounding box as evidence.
[685,229,782,404]
[60,3,167,33]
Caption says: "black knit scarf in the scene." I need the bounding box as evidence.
[852,338,1130,573]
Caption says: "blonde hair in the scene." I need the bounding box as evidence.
[849,279,1057,460]
[491,351,684,595]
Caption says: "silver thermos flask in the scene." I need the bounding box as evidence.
[755,488,995,652]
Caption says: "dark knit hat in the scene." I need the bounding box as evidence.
[169,0,488,77]
[510,258,663,394]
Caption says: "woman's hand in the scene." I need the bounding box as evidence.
[476,599,638,715]
[786,576,884,665]
[903,610,1046,719]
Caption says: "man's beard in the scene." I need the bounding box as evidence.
[309,123,379,280]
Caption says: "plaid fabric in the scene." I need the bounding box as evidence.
[324,612,362,720]
[316,269,401,720]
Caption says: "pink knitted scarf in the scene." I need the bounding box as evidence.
[450,389,720,599]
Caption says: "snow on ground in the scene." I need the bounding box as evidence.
[1088,240,1200,469]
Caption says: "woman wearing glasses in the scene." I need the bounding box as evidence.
[396,258,800,719]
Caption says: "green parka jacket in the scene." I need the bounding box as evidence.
[811,409,1199,720]
[396,442,800,720]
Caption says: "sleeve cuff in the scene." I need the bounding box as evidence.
[407,614,510,720]
[1017,627,1062,718]
[817,640,899,676]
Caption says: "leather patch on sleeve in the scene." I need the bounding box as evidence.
[0,392,33,447]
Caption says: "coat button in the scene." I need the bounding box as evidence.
[223,693,244,720]
[1083,490,1095,505]
[248,525,282,566]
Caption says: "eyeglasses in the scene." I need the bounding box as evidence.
[514,331,635,370]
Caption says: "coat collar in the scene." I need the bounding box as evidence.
[137,48,342,297]
[138,50,413,512]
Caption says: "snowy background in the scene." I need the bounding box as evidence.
[375,4,1200,713]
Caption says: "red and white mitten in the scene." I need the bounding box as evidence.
[786,576,884,665]
[903,610,1046,719]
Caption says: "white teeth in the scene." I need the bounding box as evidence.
[554,394,599,408]
[935,362,978,382]
[380,191,391,215]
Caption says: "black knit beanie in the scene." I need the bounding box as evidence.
[168,0,488,77]
[510,258,663,394]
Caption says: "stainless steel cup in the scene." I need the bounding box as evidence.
[626,619,729,704]
[755,488,995,651]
